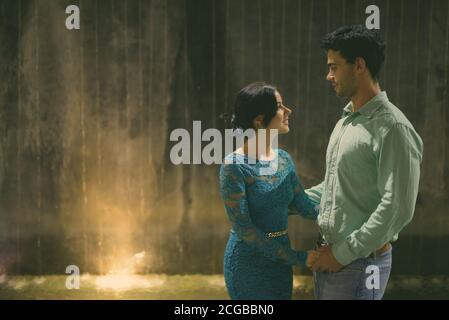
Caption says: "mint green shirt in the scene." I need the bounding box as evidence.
[306,91,423,266]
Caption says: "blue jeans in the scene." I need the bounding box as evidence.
[314,245,392,300]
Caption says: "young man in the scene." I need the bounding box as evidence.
[306,25,423,300]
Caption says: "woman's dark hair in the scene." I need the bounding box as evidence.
[229,82,278,130]
[321,25,386,81]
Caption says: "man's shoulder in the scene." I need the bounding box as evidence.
[373,100,417,133]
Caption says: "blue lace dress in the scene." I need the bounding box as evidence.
[219,148,319,300]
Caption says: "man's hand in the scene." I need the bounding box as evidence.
[311,246,343,273]
[306,250,320,268]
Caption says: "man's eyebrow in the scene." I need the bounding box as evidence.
[328,62,337,66]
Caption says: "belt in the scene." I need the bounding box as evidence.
[266,229,288,238]
[317,233,391,258]
[369,243,391,258]
[231,229,288,239]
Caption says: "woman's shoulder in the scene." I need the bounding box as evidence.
[219,153,252,183]
[220,153,244,173]
[223,152,246,164]
[275,148,296,173]
[275,148,292,160]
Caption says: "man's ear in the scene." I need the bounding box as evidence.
[253,115,265,129]
[354,57,367,73]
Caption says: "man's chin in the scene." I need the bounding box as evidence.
[336,90,348,98]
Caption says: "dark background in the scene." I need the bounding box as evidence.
[0,0,448,276]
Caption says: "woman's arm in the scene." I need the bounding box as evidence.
[219,163,307,267]
[287,156,320,220]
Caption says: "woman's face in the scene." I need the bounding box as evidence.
[266,91,292,134]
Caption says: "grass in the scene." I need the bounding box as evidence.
[0,274,448,300]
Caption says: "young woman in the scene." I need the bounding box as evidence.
[219,82,319,300]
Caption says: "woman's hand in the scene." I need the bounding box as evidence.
[306,250,320,268]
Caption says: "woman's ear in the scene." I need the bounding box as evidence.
[253,115,265,129]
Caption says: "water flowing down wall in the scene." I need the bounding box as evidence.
[0,0,448,276]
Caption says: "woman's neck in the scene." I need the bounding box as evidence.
[242,132,275,160]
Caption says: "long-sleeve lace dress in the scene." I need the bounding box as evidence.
[219,148,319,300]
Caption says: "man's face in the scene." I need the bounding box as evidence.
[326,50,358,98]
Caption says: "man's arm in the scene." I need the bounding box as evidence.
[331,123,423,266]
[305,181,325,205]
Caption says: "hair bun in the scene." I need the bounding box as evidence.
[219,113,238,129]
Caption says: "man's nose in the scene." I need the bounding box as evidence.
[326,72,333,81]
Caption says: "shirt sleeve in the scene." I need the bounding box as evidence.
[305,181,325,205]
[286,156,320,220]
[219,163,307,267]
[332,123,423,266]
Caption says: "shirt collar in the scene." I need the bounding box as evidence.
[342,91,389,118]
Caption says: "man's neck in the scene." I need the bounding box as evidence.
[351,82,381,112]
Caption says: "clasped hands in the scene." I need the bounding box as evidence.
[306,245,343,273]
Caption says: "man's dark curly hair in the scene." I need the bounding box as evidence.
[321,25,386,81]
